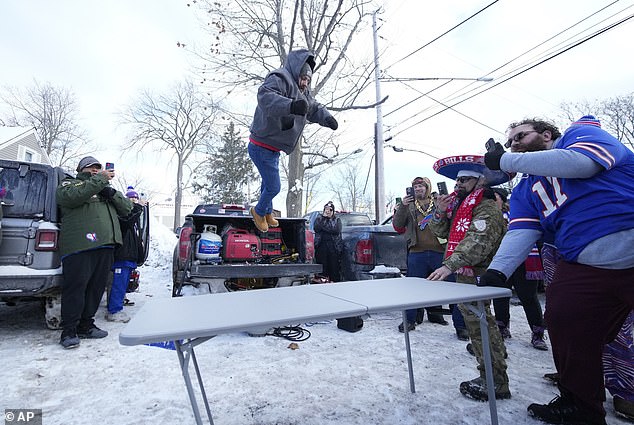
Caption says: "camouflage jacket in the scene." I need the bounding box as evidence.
[429,197,506,283]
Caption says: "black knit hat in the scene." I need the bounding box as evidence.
[324,201,335,211]
[76,156,101,172]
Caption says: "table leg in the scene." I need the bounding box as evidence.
[175,338,215,425]
[402,310,416,393]
[467,301,499,425]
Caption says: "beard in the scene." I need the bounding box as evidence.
[512,137,548,153]
[456,187,472,199]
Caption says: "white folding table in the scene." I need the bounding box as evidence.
[120,277,511,425]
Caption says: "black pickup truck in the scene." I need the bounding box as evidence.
[303,211,407,281]
[172,204,321,296]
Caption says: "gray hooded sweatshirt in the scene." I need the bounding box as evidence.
[249,49,334,154]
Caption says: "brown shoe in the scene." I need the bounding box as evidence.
[250,207,268,232]
[265,213,279,227]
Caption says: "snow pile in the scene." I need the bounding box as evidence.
[143,215,178,269]
[0,218,630,425]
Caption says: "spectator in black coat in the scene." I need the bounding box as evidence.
[105,187,146,323]
[314,201,343,282]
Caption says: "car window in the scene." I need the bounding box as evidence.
[339,214,372,227]
[0,167,47,217]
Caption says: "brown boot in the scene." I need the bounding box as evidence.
[250,207,268,232]
[265,213,279,227]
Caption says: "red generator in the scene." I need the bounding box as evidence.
[259,227,283,257]
[221,228,261,261]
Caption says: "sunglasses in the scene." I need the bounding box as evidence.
[506,130,538,148]
[456,176,477,183]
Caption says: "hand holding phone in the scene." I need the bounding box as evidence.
[105,162,114,170]
[485,138,496,152]
[405,187,414,197]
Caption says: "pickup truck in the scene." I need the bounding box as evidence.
[0,159,149,329]
[172,204,321,296]
[303,211,407,281]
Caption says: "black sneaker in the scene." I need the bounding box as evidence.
[398,321,415,333]
[428,314,449,325]
[527,395,607,425]
[60,330,80,349]
[459,377,511,401]
[77,325,108,339]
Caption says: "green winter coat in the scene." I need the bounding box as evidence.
[56,172,132,257]
[429,197,506,283]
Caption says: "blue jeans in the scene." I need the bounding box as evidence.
[405,251,466,330]
[108,260,137,314]
[248,142,281,216]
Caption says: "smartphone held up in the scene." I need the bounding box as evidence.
[405,187,415,198]
[105,162,115,170]
[437,182,448,196]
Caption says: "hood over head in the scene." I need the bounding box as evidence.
[284,49,315,84]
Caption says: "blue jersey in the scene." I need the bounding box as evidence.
[508,120,634,262]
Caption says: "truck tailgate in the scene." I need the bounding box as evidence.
[371,226,407,270]
[190,263,322,279]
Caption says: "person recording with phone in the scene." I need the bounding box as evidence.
[313,201,343,282]
[482,116,634,424]
[392,177,468,337]
[56,156,132,349]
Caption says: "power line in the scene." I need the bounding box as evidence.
[383,0,501,72]
[436,1,633,109]
[389,11,634,139]
[383,72,502,135]
[382,2,632,136]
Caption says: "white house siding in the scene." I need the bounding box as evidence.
[0,127,51,165]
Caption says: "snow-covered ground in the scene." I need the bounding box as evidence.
[1,219,629,425]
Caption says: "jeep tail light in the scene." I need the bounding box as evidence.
[35,229,58,251]
[178,226,193,262]
[355,238,373,265]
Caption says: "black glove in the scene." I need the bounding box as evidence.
[477,269,508,287]
[324,116,338,130]
[98,186,116,200]
[484,142,506,170]
[290,99,308,116]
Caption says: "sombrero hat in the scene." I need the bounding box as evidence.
[432,155,515,187]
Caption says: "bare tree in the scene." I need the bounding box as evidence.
[560,94,634,150]
[188,0,380,216]
[0,80,89,168]
[558,99,597,128]
[600,93,634,150]
[327,160,372,213]
[120,81,219,230]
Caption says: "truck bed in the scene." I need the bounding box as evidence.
[173,209,320,296]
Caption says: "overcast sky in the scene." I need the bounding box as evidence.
[1,0,633,212]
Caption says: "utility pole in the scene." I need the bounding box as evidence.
[372,10,386,224]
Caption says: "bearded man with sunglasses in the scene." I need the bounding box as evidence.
[483,116,634,425]
[428,159,511,402]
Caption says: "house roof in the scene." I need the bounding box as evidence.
[0,126,38,150]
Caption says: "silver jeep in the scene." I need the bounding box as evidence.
[0,160,67,329]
